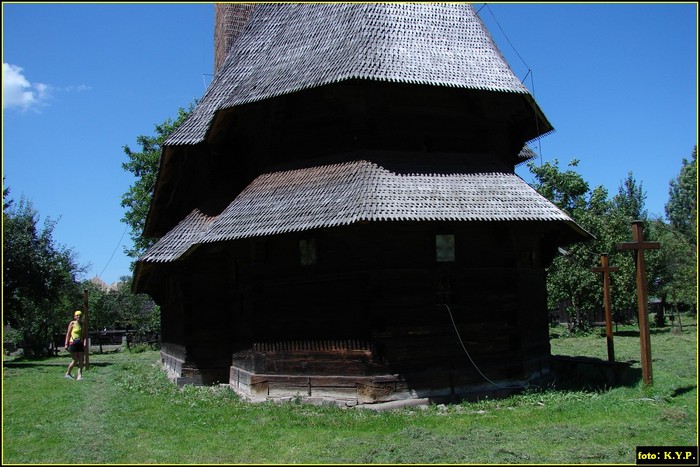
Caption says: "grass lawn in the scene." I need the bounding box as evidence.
[3,317,697,464]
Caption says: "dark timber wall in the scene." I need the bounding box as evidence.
[158,220,557,401]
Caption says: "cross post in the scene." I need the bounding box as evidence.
[617,220,660,385]
[591,253,619,362]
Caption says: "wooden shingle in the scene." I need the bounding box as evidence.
[167,3,541,146]
[140,155,585,263]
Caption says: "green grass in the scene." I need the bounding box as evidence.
[3,318,697,464]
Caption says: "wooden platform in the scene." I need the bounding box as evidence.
[228,364,541,407]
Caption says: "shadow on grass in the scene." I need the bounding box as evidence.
[614,323,696,337]
[3,345,143,369]
[550,355,642,391]
[3,360,114,369]
[670,385,697,398]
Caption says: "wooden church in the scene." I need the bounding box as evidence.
[133,3,590,406]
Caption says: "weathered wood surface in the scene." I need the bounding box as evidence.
[157,210,559,402]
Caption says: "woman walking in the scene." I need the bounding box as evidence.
[64,310,86,380]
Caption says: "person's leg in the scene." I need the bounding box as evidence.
[76,352,84,380]
[66,353,77,378]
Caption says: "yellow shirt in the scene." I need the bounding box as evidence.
[71,321,82,340]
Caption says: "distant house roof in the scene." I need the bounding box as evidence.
[167,3,540,147]
[140,155,586,263]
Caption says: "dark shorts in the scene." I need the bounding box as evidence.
[68,341,84,353]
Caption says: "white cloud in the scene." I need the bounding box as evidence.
[61,84,92,92]
[2,64,93,112]
[2,63,50,111]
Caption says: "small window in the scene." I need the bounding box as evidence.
[435,234,455,262]
[299,238,317,266]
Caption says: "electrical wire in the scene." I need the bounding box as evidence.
[483,4,531,73]
[480,3,545,166]
[97,223,130,280]
[95,180,156,281]
[443,303,531,390]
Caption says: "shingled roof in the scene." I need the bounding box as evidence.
[167,3,540,147]
[140,155,587,264]
[138,209,216,263]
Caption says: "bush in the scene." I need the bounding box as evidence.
[653,311,667,327]
[4,325,23,348]
[128,343,151,354]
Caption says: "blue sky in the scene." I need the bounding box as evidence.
[3,3,697,286]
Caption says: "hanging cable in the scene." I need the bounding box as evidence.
[526,69,544,166]
[483,4,531,72]
[482,4,546,166]
[443,303,534,390]
[95,180,156,281]
[97,223,130,280]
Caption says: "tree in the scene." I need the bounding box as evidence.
[650,220,696,329]
[609,172,661,321]
[527,159,595,328]
[81,276,159,351]
[526,159,589,216]
[613,171,647,221]
[3,180,12,210]
[81,280,118,352]
[111,276,160,339]
[527,160,641,330]
[650,146,699,321]
[665,146,697,244]
[3,193,85,355]
[120,104,195,264]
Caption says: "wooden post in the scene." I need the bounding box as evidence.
[591,253,619,362]
[617,220,660,385]
[83,288,90,371]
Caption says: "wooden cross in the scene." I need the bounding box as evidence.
[591,253,619,362]
[617,220,660,385]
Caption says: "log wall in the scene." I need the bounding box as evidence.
[204,221,558,402]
